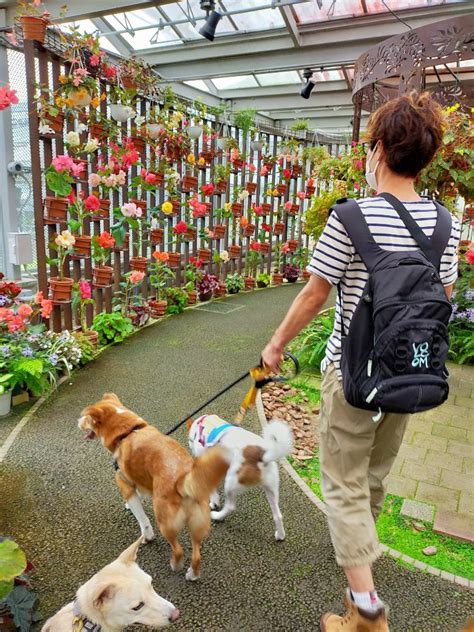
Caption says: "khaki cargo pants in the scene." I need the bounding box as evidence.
[319,363,409,567]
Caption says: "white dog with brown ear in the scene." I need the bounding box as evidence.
[41,538,179,632]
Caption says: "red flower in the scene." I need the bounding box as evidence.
[85,195,101,212]
[98,231,115,249]
[282,169,292,180]
[202,183,214,196]
[466,250,474,265]
[66,190,76,205]
[262,223,272,232]
[102,64,117,80]
[41,299,53,319]
[79,280,92,300]
[173,220,188,235]
[252,204,263,216]
[250,241,260,251]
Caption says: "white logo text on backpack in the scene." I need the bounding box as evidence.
[412,342,430,368]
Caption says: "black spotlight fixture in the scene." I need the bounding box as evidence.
[300,68,317,99]
[199,0,222,42]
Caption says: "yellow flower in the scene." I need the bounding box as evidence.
[90,97,100,109]
[65,98,75,107]
[58,74,67,84]
[100,92,106,101]
[162,201,173,215]
[266,188,273,196]
[224,202,232,212]
[187,153,196,165]
[55,96,66,108]
[198,157,206,166]
[272,188,279,196]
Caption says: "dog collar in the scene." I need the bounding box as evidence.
[113,422,146,448]
[72,600,101,632]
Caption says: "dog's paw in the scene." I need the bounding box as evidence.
[170,558,185,572]
[209,500,220,510]
[185,567,200,582]
[275,529,286,541]
[210,510,225,521]
[143,526,155,542]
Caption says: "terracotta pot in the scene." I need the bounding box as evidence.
[72,235,92,258]
[286,204,299,216]
[131,136,146,154]
[184,228,196,242]
[231,158,244,173]
[150,228,164,244]
[90,123,106,139]
[276,184,287,196]
[93,265,113,287]
[187,290,197,305]
[130,198,147,213]
[244,276,256,290]
[214,282,226,298]
[90,199,110,221]
[171,200,181,215]
[122,76,137,90]
[244,224,256,237]
[199,150,214,164]
[198,248,211,263]
[302,270,311,281]
[212,224,226,239]
[167,252,181,268]
[261,203,272,214]
[202,202,212,214]
[287,239,298,252]
[49,277,74,303]
[286,275,298,283]
[82,330,99,346]
[20,15,48,42]
[113,233,129,252]
[199,290,213,302]
[263,162,274,173]
[231,203,243,217]
[181,175,198,192]
[229,245,241,259]
[215,181,228,194]
[306,185,315,198]
[246,182,257,195]
[44,196,69,223]
[273,222,285,235]
[148,172,164,187]
[259,242,271,255]
[291,165,302,178]
[130,256,148,272]
[272,273,284,285]
[148,299,167,317]
[39,111,64,137]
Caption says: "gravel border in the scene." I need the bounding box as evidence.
[256,392,474,591]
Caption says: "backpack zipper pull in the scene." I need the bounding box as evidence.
[367,354,373,377]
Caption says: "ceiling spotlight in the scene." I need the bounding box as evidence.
[301,68,318,99]
[199,0,222,41]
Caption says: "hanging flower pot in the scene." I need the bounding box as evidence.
[130,198,147,214]
[291,165,302,179]
[131,136,146,154]
[44,196,69,223]
[171,200,181,215]
[122,76,137,90]
[244,276,256,290]
[93,265,113,287]
[212,224,226,240]
[90,122,106,139]
[231,203,243,217]
[217,137,230,151]
[272,272,284,285]
[110,104,135,123]
[90,199,110,222]
[147,123,163,139]
[276,184,287,196]
[287,239,298,252]
[187,290,198,305]
[181,175,198,193]
[215,180,227,194]
[263,161,274,173]
[261,203,272,214]
[68,89,92,108]
[231,158,244,173]
[243,224,256,237]
[72,235,92,258]
[200,148,214,164]
[273,222,285,235]
[250,140,264,152]
[49,277,74,303]
[229,245,241,259]
[214,281,227,298]
[39,112,64,137]
[20,16,48,42]
[150,228,164,244]
[187,125,203,140]
[305,185,315,198]
[113,233,129,252]
[246,182,257,195]
[203,202,212,214]
[259,242,271,255]
[167,252,181,268]
[148,172,164,187]
[130,256,148,272]
[286,204,299,215]
[184,227,196,242]
[198,248,211,262]
[148,299,167,318]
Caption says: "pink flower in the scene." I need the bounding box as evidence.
[33,0,41,6]
[284,201,293,211]
[121,202,142,218]
[356,159,363,170]
[130,271,145,284]
[282,242,290,253]
[466,250,474,265]
[89,54,101,67]
[252,203,263,216]
[52,154,74,173]
[79,280,92,299]
[89,173,101,187]
[354,182,361,191]
[145,173,157,185]
[202,183,214,196]
[297,191,306,201]
[71,162,85,177]
[248,164,257,173]
[260,166,269,177]
[8,314,25,333]
[6,32,18,47]
[35,291,44,304]
[41,299,52,319]
[104,175,118,188]
[116,170,126,185]
[192,203,207,219]
[18,304,33,319]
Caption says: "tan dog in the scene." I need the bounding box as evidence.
[41,538,179,631]
[78,394,230,581]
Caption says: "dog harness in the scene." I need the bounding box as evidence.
[72,600,101,632]
[192,415,234,448]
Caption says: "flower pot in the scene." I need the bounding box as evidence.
[181,175,198,193]
[148,299,167,317]
[187,290,197,305]
[291,165,302,179]
[199,290,213,302]
[244,224,256,237]
[130,256,148,272]
[20,15,48,42]
[231,158,244,173]
[113,233,129,252]
[302,270,311,281]
[250,140,264,151]
[272,273,284,285]
[147,123,163,139]
[273,222,285,235]
[215,181,227,194]
[229,245,241,259]
[263,162,274,173]
[44,196,69,223]
[90,199,110,221]
[244,276,256,290]
[68,89,92,108]
[257,280,269,288]
[287,239,298,252]
[82,329,99,346]
[259,242,271,255]
[110,104,135,123]
[148,172,164,187]
[261,203,272,214]
[199,149,214,164]
[171,200,180,215]
[246,182,257,195]
[131,136,146,154]
[305,185,315,198]
[72,235,92,258]
[0,390,12,417]
[227,287,240,295]
[150,228,164,244]
[212,224,226,240]
[90,122,106,139]
[128,305,150,327]
[39,111,64,137]
[49,277,74,303]
[286,204,299,215]
[217,137,230,151]
[184,227,196,242]
[93,265,113,287]
[286,276,298,283]
[214,282,226,298]
[122,76,137,90]
[198,248,211,263]
[276,184,287,196]
[231,203,243,218]
[130,198,147,213]
[167,252,181,268]
[187,125,203,140]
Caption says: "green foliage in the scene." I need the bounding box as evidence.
[225,274,244,293]
[304,186,346,240]
[164,287,188,314]
[0,370,14,395]
[0,540,26,600]
[233,108,256,136]
[8,357,47,396]
[73,333,97,365]
[149,261,175,301]
[448,319,474,365]
[290,309,335,372]
[448,246,473,365]
[302,145,329,165]
[256,272,271,286]
[44,167,74,197]
[92,312,133,345]
[291,119,310,132]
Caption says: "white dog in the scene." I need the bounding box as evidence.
[41,538,179,632]
[188,415,293,541]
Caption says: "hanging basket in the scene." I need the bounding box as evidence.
[212,224,226,240]
[44,196,69,223]
[231,203,243,217]
[286,204,299,216]
[187,125,203,140]
[93,265,113,287]
[90,122,107,139]
[305,185,315,198]
[110,104,135,123]
[20,16,48,42]
[246,182,257,195]
[72,235,92,258]
[273,222,285,235]
[198,248,211,262]
[131,136,146,154]
[259,242,271,255]
[291,165,302,179]
[215,180,228,194]
[49,277,74,303]
[130,198,147,214]
[130,256,148,272]
[243,224,256,237]
[229,245,241,259]
[147,123,163,139]
[261,203,272,214]
[68,89,92,108]
[276,184,287,196]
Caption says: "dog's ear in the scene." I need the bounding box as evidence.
[93,583,118,609]
[80,405,104,426]
[118,536,144,566]
[102,392,121,403]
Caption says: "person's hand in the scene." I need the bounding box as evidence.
[261,341,284,374]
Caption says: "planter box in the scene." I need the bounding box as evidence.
[167,252,181,268]
[131,136,146,154]
[243,224,256,238]
[263,162,274,173]
[246,182,257,195]
[286,204,299,216]
[130,256,148,272]
[231,203,243,218]
[150,228,164,244]
[231,159,244,173]
[171,200,181,215]
[272,273,284,285]
[273,222,285,236]
[261,203,272,214]
[72,235,92,258]
[259,242,271,255]
[20,15,48,42]
[287,239,298,252]
[93,265,113,287]
[184,227,196,242]
[198,248,211,263]
[291,165,302,179]
[90,122,106,139]
[199,149,214,165]
[44,196,69,223]
[276,184,287,196]
[39,111,64,137]
[49,277,74,303]
[229,245,241,259]
[215,181,227,194]
[212,224,226,240]
[181,175,198,193]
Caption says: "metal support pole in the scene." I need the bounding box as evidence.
[352,92,362,144]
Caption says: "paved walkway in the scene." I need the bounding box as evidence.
[1,285,473,631]
[387,364,474,518]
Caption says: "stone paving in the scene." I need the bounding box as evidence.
[387,363,474,536]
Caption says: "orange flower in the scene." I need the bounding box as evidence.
[240,217,249,228]
[152,251,169,263]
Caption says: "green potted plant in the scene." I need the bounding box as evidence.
[91,231,115,287]
[196,271,219,302]
[256,272,271,288]
[47,230,76,302]
[149,252,176,317]
[272,242,290,285]
[72,281,97,345]
[16,0,67,43]
[0,538,40,629]
[244,246,260,289]
[92,311,134,345]
[109,85,137,122]
[0,364,14,416]
[214,164,230,194]
[225,273,244,294]
[234,108,256,139]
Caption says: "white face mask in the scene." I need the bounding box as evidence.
[365,145,380,191]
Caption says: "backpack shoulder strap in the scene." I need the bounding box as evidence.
[331,197,389,272]
[430,201,452,271]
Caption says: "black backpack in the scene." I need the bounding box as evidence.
[333,192,452,420]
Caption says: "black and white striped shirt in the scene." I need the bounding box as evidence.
[307,197,461,378]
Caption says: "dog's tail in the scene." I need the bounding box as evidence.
[262,420,294,463]
[178,446,230,502]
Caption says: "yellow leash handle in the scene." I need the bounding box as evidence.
[234,364,271,425]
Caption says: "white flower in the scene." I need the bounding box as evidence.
[84,138,99,153]
[77,123,88,133]
[135,115,145,127]
[55,230,76,249]
[38,123,54,135]
[66,131,80,147]
[238,190,250,201]
[151,217,159,229]
[220,250,230,263]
